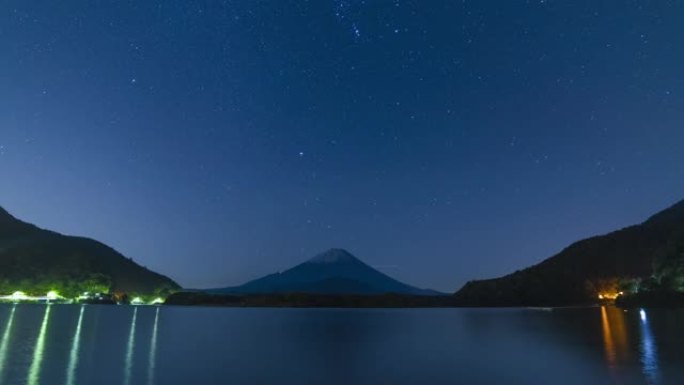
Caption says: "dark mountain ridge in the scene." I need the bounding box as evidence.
[454,199,684,306]
[0,206,179,296]
[209,248,441,296]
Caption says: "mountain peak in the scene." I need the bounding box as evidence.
[308,248,359,264]
[211,247,439,295]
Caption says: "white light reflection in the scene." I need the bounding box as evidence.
[123,307,138,385]
[28,305,52,385]
[638,309,661,385]
[0,305,17,382]
[66,305,86,385]
[147,307,160,385]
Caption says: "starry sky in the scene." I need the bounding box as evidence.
[1,1,683,292]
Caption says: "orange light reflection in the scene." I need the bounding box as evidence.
[600,306,631,368]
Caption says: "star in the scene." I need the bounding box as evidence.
[352,23,361,38]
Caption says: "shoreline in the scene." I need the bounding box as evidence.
[162,291,609,309]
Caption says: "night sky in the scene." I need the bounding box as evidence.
[1,1,683,292]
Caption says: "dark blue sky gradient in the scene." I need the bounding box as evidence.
[1,1,683,291]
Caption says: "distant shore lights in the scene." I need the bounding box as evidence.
[0,291,165,305]
[10,292,28,301]
[0,291,65,303]
[598,291,624,301]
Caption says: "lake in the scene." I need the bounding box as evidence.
[0,304,682,385]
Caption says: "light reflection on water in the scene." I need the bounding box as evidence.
[638,309,660,385]
[599,306,663,385]
[66,305,86,385]
[0,304,680,384]
[600,306,617,365]
[600,306,631,366]
[0,305,16,382]
[28,304,52,385]
[147,307,160,385]
[124,307,138,385]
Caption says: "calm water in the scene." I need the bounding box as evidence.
[0,305,682,385]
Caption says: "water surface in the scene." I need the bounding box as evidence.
[0,304,682,385]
